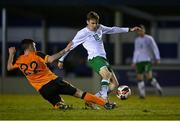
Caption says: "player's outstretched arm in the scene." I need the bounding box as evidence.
[155,60,160,65]
[101,25,141,34]
[47,42,72,63]
[7,47,16,71]
[57,30,87,69]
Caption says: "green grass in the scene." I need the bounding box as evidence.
[0,94,180,120]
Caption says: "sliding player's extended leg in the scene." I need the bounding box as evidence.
[74,88,116,109]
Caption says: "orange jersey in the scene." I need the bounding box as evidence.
[12,51,58,91]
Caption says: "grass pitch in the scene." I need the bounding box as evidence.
[0,94,180,120]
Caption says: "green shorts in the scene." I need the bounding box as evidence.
[88,56,112,74]
[136,61,152,74]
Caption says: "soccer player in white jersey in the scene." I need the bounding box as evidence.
[58,11,140,102]
[131,25,163,99]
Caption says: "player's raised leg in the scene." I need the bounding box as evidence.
[109,71,119,92]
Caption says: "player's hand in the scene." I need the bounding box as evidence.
[8,47,16,55]
[129,27,141,32]
[64,41,73,53]
[131,63,136,69]
[58,61,64,69]
[155,60,160,65]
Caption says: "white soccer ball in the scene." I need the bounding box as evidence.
[117,85,131,100]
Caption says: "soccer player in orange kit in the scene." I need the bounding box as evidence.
[7,39,115,110]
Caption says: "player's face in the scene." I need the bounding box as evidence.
[87,19,98,31]
[137,29,145,36]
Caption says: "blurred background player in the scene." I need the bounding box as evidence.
[131,25,163,99]
[58,11,141,101]
[7,39,115,110]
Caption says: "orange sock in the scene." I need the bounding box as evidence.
[82,92,106,106]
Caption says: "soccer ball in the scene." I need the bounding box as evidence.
[117,85,131,100]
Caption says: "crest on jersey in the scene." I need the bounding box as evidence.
[93,34,101,41]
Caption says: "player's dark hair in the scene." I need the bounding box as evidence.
[20,39,35,51]
[87,11,99,21]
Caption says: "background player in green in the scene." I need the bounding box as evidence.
[58,11,141,101]
[131,25,163,98]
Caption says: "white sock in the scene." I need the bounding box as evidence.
[95,92,101,97]
[97,79,109,99]
[151,78,162,91]
[138,81,145,97]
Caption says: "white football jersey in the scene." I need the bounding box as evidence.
[59,24,129,61]
[133,34,160,63]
